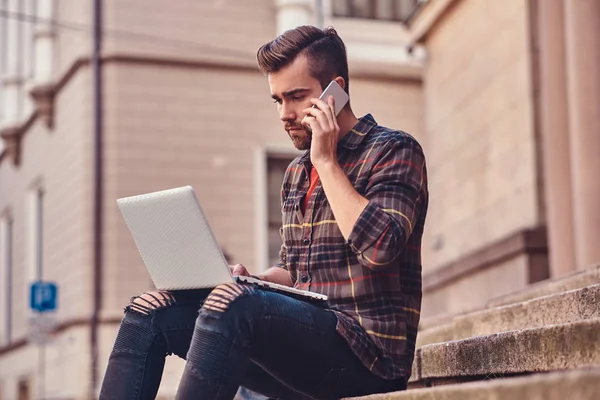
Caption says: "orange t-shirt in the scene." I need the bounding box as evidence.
[302,167,320,214]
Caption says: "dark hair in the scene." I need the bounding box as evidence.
[257,25,350,95]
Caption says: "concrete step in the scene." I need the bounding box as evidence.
[350,367,600,400]
[417,283,600,347]
[410,317,600,386]
[418,263,600,332]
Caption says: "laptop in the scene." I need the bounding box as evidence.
[116,186,327,302]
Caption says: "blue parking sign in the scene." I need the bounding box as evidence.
[30,282,58,312]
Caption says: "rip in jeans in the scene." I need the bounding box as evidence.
[202,283,254,314]
[125,291,177,315]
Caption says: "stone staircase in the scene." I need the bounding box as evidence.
[350,264,600,399]
[355,367,600,399]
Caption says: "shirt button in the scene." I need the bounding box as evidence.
[302,238,310,245]
[301,275,308,283]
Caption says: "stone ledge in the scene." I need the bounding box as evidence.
[412,318,600,384]
[423,227,548,294]
[417,283,600,347]
[487,263,600,308]
[349,367,600,400]
[419,263,600,331]
[30,83,56,129]
[0,113,37,167]
[453,283,600,340]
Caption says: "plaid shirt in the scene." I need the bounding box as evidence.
[277,114,428,380]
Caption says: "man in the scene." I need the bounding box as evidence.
[100,25,427,400]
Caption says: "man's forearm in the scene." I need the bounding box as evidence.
[257,266,294,287]
[316,161,369,240]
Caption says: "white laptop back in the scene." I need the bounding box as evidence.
[117,186,328,302]
[117,186,232,290]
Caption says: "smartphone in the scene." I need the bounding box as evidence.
[317,80,349,116]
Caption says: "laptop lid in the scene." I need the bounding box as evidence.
[117,186,233,290]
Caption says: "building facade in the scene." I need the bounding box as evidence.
[2,0,598,398]
[408,0,600,321]
[0,1,424,398]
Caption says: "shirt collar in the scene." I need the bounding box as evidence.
[338,113,377,150]
[299,114,377,163]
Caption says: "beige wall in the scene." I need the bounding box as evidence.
[0,68,93,397]
[103,0,277,64]
[0,326,91,399]
[101,63,286,315]
[351,78,423,144]
[0,68,93,335]
[422,254,530,317]
[54,0,92,76]
[421,0,541,272]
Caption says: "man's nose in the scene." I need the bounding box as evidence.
[279,103,296,122]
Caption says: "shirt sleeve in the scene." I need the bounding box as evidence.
[275,226,288,270]
[275,167,290,271]
[347,137,426,270]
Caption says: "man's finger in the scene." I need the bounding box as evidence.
[310,98,331,113]
[301,114,315,130]
[329,96,340,131]
[303,107,331,131]
[310,97,335,129]
[230,264,249,276]
[328,95,336,117]
[303,106,324,118]
[326,95,337,127]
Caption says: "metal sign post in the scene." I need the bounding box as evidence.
[30,282,58,400]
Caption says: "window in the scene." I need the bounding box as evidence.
[0,0,37,125]
[332,0,423,22]
[20,0,36,117]
[266,156,294,267]
[27,188,44,282]
[17,378,30,400]
[22,0,36,80]
[0,0,6,71]
[0,215,12,345]
[0,0,7,127]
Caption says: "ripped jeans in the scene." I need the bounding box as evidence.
[99,283,407,400]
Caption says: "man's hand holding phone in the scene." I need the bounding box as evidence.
[302,80,349,168]
[302,95,340,168]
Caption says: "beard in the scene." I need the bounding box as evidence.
[286,124,312,150]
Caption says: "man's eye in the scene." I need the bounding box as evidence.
[273,99,282,104]
[292,96,303,101]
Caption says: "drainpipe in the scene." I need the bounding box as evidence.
[90,0,103,397]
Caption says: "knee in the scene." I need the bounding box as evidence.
[112,291,176,355]
[201,283,257,314]
[189,283,258,355]
[125,290,176,315]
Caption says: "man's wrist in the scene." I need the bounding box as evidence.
[313,159,339,175]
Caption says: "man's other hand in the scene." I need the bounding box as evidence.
[230,263,251,277]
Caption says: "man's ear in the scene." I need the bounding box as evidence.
[334,76,346,90]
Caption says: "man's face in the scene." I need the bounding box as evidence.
[268,55,323,150]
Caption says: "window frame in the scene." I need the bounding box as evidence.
[254,146,303,272]
[0,212,13,346]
